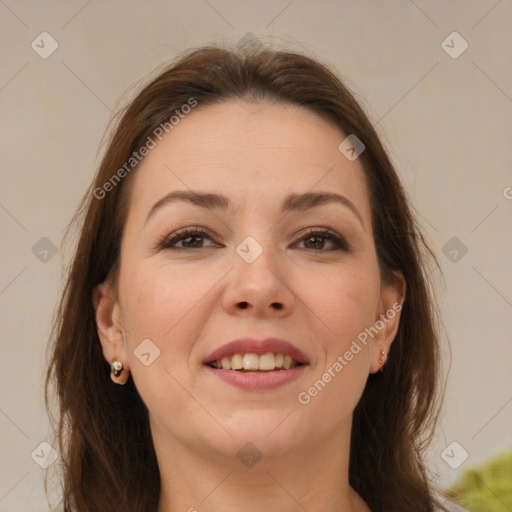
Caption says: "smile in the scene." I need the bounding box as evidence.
[205,356,308,391]
[208,352,303,371]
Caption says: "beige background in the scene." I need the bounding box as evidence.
[1,1,511,510]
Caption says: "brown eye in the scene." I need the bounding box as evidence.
[296,229,350,252]
[159,227,218,250]
[157,226,349,252]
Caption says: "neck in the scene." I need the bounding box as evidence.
[153,416,370,512]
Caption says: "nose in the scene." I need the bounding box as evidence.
[221,242,296,317]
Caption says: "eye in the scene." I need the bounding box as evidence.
[157,226,350,252]
[158,226,220,250]
[295,228,350,252]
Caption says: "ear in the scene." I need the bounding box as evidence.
[92,281,130,384]
[369,271,406,374]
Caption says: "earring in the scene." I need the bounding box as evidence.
[378,350,386,372]
[110,360,129,384]
[110,360,123,377]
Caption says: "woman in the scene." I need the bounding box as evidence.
[45,43,466,511]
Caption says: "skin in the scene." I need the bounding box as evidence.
[94,100,406,512]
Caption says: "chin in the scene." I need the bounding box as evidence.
[203,408,312,458]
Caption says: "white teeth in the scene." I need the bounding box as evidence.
[259,353,276,371]
[231,353,243,370]
[243,353,259,370]
[210,352,301,371]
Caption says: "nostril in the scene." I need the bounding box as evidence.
[236,302,283,310]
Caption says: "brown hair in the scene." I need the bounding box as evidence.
[45,43,448,511]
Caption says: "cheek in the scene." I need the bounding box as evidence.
[117,263,217,417]
[120,261,221,339]
[118,260,232,397]
[294,265,378,419]
[300,263,380,345]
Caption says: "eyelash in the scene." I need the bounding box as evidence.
[157,226,350,252]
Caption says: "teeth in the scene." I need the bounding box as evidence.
[243,353,259,370]
[259,353,275,371]
[210,352,301,371]
[231,353,243,370]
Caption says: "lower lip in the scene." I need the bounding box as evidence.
[204,364,307,391]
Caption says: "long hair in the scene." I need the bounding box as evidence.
[45,43,447,511]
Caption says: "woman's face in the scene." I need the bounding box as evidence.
[96,100,404,460]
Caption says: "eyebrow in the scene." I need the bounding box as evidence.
[145,190,365,229]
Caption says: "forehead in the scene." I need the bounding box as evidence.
[127,100,371,224]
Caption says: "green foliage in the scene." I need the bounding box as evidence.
[444,449,512,511]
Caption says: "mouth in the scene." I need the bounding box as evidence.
[207,352,305,372]
[203,338,309,390]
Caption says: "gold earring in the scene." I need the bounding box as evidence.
[110,360,129,384]
[378,350,386,372]
[110,360,123,377]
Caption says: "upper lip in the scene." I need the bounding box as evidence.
[203,338,309,365]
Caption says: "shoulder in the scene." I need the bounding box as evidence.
[435,494,470,512]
